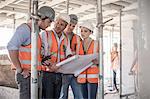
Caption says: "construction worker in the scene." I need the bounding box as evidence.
[111,43,119,92]
[40,13,72,99]
[78,21,99,99]
[59,14,84,99]
[7,6,55,99]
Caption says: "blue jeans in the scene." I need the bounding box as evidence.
[113,70,118,91]
[42,72,62,99]
[15,73,30,99]
[59,74,83,99]
[81,83,98,99]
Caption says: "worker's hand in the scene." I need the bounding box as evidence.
[48,63,59,72]
[41,60,51,66]
[21,69,30,78]
[92,59,99,65]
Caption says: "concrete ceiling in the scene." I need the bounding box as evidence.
[0,0,138,29]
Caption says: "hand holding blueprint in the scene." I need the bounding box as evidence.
[56,53,98,76]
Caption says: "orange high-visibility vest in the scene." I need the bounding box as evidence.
[71,34,84,55]
[77,39,99,83]
[11,35,42,71]
[41,30,68,71]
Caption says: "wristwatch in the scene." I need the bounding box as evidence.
[16,68,23,74]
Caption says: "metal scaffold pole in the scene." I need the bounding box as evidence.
[66,0,69,14]
[31,0,39,99]
[28,0,32,21]
[13,14,16,30]
[119,9,123,99]
[96,0,104,98]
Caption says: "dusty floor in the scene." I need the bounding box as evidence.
[0,65,17,88]
[0,86,137,99]
[0,86,19,99]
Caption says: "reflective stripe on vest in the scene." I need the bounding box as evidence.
[11,35,42,71]
[77,40,99,83]
[87,74,99,78]
[19,47,30,52]
[77,74,86,83]
[78,74,86,78]
[71,34,83,55]
[41,31,68,71]
[20,60,41,65]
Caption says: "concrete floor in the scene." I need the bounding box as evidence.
[105,93,120,99]
[0,86,137,99]
[0,86,19,99]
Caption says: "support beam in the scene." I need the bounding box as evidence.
[123,0,137,3]
[7,4,28,9]
[102,0,120,5]
[79,10,117,21]
[79,13,137,26]
[60,8,72,13]
[70,0,122,6]
[69,1,123,17]
[15,13,26,19]
[114,1,131,7]
[103,3,124,10]
[106,14,138,25]
[0,0,17,9]
[122,2,138,11]
[0,6,28,14]
[0,19,13,25]
[79,9,137,22]
[123,9,137,15]
[79,13,95,21]
[13,0,24,4]
[69,4,94,14]
[0,13,14,19]
[103,10,118,16]
[69,0,88,5]
[6,12,15,16]
[39,0,66,7]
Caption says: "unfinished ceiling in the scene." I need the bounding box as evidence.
[0,0,138,30]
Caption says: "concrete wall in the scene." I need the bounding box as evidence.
[121,21,135,95]
[138,0,150,98]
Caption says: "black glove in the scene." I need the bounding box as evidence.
[41,55,52,66]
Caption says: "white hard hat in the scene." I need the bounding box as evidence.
[79,21,94,32]
[56,13,70,23]
[38,6,55,21]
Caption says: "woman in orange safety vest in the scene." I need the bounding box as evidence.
[77,21,99,99]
